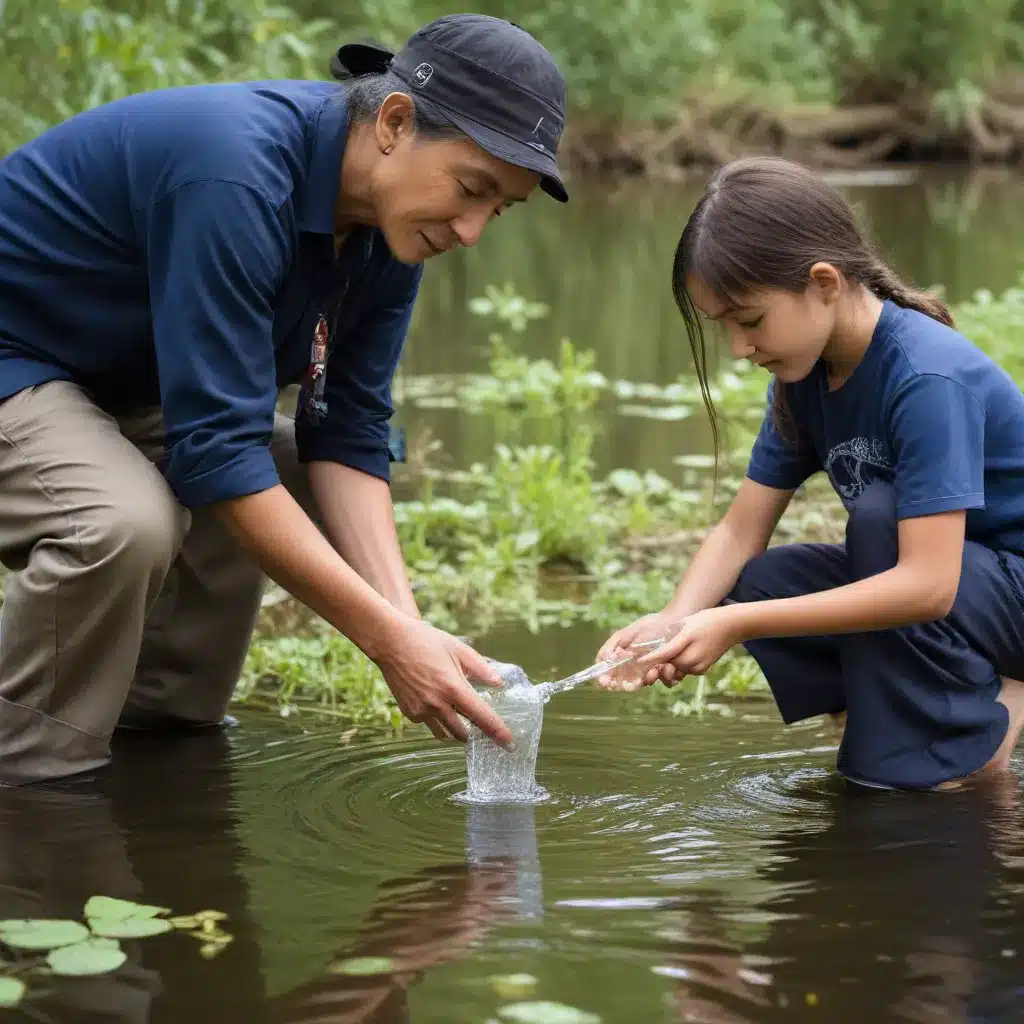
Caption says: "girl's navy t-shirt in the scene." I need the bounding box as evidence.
[747,299,1024,556]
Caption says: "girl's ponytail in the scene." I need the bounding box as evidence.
[862,261,954,328]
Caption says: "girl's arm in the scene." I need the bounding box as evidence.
[664,477,797,617]
[636,507,966,679]
[723,509,965,640]
[596,477,794,677]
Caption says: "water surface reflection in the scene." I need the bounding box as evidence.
[1,708,1022,1022]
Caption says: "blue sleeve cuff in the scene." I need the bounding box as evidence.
[746,457,815,491]
[896,492,985,519]
[168,444,281,507]
[297,436,392,481]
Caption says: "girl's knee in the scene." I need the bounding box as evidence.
[728,546,802,604]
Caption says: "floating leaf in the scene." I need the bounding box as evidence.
[498,1002,601,1024]
[0,977,25,1007]
[489,974,538,999]
[619,404,693,421]
[88,918,171,939]
[84,896,169,922]
[47,938,126,976]
[199,939,233,959]
[0,920,90,950]
[332,957,395,976]
[193,910,227,924]
[673,454,716,469]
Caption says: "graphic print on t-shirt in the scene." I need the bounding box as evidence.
[825,437,892,506]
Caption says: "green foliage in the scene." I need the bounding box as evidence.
[952,274,1024,379]
[4,0,1022,160]
[807,0,1023,106]
[0,0,336,154]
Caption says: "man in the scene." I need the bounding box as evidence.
[0,14,569,784]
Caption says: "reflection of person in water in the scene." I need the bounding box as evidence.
[0,729,267,1024]
[269,862,517,1024]
[662,781,1024,1023]
[270,804,539,1024]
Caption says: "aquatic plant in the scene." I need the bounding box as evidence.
[0,897,232,1007]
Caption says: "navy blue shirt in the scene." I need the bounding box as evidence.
[0,81,422,507]
[747,299,1024,556]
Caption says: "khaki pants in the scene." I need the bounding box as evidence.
[0,380,314,785]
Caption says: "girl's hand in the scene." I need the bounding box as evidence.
[635,607,742,678]
[595,611,684,691]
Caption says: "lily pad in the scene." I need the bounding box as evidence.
[489,974,538,999]
[84,896,169,921]
[332,956,395,976]
[0,920,90,950]
[47,938,127,976]
[498,1002,601,1024]
[88,917,172,939]
[0,977,25,1008]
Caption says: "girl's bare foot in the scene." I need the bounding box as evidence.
[934,677,1024,791]
[826,710,846,744]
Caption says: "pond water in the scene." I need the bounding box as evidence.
[395,167,1024,482]
[6,675,1024,1023]
[4,169,1024,1021]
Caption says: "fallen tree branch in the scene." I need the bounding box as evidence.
[562,95,1024,176]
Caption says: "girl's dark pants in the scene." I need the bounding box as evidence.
[726,483,1024,789]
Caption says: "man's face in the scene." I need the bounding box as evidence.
[371,132,541,264]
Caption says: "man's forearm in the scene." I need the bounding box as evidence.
[308,460,421,619]
[213,484,405,660]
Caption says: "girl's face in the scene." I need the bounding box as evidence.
[686,271,838,383]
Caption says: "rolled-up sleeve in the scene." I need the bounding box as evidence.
[143,179,290,508]
[294,260,423,481]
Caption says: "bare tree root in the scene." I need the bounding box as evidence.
[563,96,1024,177]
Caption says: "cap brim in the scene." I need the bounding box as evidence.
[444,109,568,203]
[330,41,395,80]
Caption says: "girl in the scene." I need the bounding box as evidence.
[598,156,1024,792]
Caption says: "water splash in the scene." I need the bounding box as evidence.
[457,642,667,805]
[456,661,548,805]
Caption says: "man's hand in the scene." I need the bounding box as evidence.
[375,620,514,749]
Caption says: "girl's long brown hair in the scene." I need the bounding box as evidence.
[671,156,953,453]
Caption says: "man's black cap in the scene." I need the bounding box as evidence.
[331,14,568,203]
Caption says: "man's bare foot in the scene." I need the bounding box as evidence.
[933,677,1024,791]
